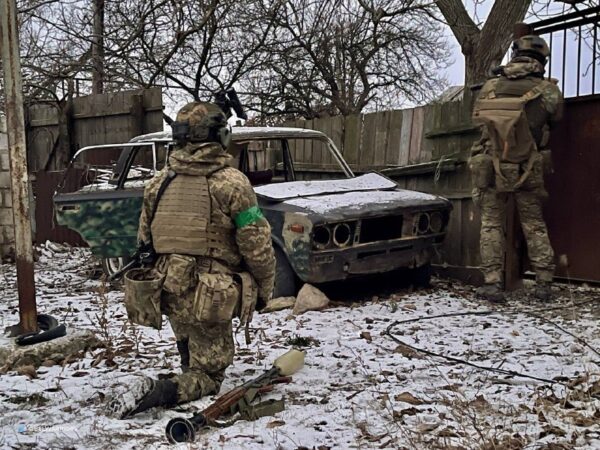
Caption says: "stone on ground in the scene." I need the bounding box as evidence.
[293,284,329,315]
[0,329,101,371]
[261,296,296,314]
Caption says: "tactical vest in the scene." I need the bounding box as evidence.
[150,174,237,255]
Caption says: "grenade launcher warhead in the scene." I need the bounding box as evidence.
[165,349,305,444]
[214,88,248,120]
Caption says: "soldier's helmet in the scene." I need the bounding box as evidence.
[172,101,231,148]
[512,35,550,64]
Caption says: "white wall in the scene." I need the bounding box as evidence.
[0,115,14,258]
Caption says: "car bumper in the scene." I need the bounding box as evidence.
[298,235,443,284]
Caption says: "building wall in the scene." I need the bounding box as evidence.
[0,115,14,258]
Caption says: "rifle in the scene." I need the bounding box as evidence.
[108,243,156,281]
[165,349,305,443]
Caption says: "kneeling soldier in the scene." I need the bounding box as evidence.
[109,102,276,418]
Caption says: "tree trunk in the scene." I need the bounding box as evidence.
[436,0,531,87]
[464,43,506,86]
[92,0,105,94]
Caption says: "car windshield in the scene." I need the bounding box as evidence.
[232,136,351,186]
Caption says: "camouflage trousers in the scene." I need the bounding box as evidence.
[163,291,235,404]
[478,188,554,284]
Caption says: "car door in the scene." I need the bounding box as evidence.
[54,142,166,258]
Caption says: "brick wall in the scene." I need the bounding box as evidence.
[0,115,14,258]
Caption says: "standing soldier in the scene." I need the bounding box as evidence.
[470,35,563,303]
[108,102,276,418]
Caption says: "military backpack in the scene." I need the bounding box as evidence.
[472,81,547,191]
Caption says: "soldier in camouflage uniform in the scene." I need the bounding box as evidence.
[471,35,563,303]
[108,102,276,418]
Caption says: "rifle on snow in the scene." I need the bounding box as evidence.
[165,349,305,443]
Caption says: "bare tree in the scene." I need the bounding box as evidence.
[243,0,449,119]
[436,0,595,85]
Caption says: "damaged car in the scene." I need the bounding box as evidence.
[54,127,452,297]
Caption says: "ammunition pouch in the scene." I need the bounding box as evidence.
[163,254,197,296]
[468,153,494,189]
[124,268,164,330]
[191,270,258,325]
[495,162,520,193]
[193,273,241,323]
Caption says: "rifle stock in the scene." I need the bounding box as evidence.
[165,350,305,443]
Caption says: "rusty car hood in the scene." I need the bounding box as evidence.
[256,173,450,221]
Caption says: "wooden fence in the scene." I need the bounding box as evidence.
[286,91,484,280]
[26,87,163,172]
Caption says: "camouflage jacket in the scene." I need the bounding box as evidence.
[473,57,564,154]
[138,142,276,300]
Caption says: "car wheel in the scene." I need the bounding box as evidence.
[273,247,297,298]
[410,263,431,288]
[101,256,131,279]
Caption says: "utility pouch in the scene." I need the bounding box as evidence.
[163,254,196,296]
[521,152,544,190]
[193,273,240,323]
[468,153,494,189]
[124,268,164,330]
[235,272,258,326]
[495,162,520,193]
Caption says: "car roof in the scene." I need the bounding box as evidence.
[130,127,329,143]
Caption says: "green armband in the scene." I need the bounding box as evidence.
[235,205,265,228]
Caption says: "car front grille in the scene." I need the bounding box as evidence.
[359,215,403,243]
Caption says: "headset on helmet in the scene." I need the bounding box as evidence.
[512,34,550,64]
[171,102,231,148]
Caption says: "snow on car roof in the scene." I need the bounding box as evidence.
[130,127,328,143]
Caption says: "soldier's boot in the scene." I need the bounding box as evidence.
[107,376,178,419]
[476,283,506,303]
[533,282,553,302]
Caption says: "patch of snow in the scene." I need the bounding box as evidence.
[285,189,443,215]
[0,243,598,449]
[255,173,397,201]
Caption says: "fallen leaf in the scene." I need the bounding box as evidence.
[360,331,372,342]
[17,365,37,379]
[71,371,89,377]
[266,420,285,428]
[394,392,425,405]
[438,427,460,438]
[393,407,419,420]
[393,343,421,359]
[539,425,567,439]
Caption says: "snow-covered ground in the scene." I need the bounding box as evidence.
[0,243,599,450]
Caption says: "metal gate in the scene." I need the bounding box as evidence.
[533,7,600,282]
[545,95,600,281]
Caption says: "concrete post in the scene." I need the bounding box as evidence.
[0,0,38,333]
